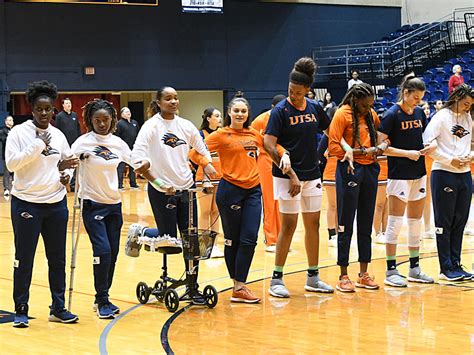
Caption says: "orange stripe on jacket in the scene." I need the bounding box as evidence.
[328,105,380,165]
[195,129,223,181]
[189,126,285,190]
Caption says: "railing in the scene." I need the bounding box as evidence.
[312,7,473,82]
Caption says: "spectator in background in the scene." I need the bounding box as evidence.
[429,99,443,120]
[306,88,316,100]
[55,98,81,146]
[321,92,337,112]
[421,101,431,120]
[448,65,464,94]
[348,69,363,89]
[115,107,140,190]
[1,115,14,196]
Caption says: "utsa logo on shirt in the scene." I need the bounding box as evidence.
[93,146,118,160]
[400,120,422,130]
[451,125,469,138]
[162,133,186,148]
[41,146,60,156]
[289,114,317,126]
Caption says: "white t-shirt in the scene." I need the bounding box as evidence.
[348,79,363,89]
[71,131,132,204]
[423,108,472,174]
[131,113,211,192]
[6,120,71,203]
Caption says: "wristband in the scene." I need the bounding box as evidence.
[152,178,165,188]
[342,143,353,152]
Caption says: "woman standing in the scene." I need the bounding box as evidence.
[448,64,465,94]
[265,57,334,298]
[132,86,215,303]
[196,107,224,258]
[71,99,132,319]
[423,84,473,280]
[6,80,79,327]
[328,83,385,292]
[191,97,289,303]
[377,75,434,287]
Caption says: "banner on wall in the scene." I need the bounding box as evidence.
[182,0,223,13]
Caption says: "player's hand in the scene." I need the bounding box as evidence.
[420,142,437,155]
[406,150,421,161]
[341,150,355,174]
[134,160,151,175]
[36,130,51,146]
[59,171,70,186]
[288,174,301,197]
[279,153,291,174]
[204,163,217,179]
[58,155,79,171]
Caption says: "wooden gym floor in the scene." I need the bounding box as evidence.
[0,183,473,354]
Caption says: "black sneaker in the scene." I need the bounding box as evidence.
[13,304,29,328]
[454,264,474,280]
[48,307,79,323]
[93,302,120,315]
[96,303,115,319]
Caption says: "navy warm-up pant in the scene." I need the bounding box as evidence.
[147,184,199,283]
[11,196,68,310]
[431,170,472,272]
[82,199,123,305]
[336,161,379,267]
[216,179,262,283]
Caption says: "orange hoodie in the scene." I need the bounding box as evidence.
[189,126,285,189]
[328,105,380,165]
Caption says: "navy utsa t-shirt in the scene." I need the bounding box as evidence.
[378,104,427,180]
[266,98,330,180]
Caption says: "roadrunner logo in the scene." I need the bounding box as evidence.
[93,146,118,160]
[444,187,453,193]
[162,133,186,148]
[451,125,469,138]
[347,181,358,187]
[41,146,59,156]
[419,188,426,193]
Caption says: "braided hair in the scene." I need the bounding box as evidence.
[443,84,474,111]
[339,83,377,148]
[26,80,58,106]
[82,99,118,134]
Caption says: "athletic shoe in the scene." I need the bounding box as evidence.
[231,286,260,303]
[13,304,29,328]
[464,228,474,236]
[119,187,125,192]
[48,308,79,323]
[328,236,337,248]
[268,278,290,298]
[93,302,120,315]
[130,185,140,191]
[423,231,435,239]
[384,269,407,287]
[210,245,225,258]
[374,232,386,244]
[356,272,379,289]
[305,274,334,293]
[407,266,434,284]
[125,223,143,257]
[265,244,277,253]
[336,275,355,293]
[454,264,474,280]
[439,269,464,281]
[3,189,10,197]
[96,303,115,319]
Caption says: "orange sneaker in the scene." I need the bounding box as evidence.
[355,272,379,289]
[336,275,355,293]
[231,286,261,303]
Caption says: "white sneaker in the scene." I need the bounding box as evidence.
[328,236,337,248]
[374,232,386,244]
[265,245,277,253]
[3,189,10,196]
[423,231,435,239]
[211,245,224,258]
[464,228,474,236]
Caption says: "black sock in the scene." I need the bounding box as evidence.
[328,228,336,239]
[307,269,319,277]
[386,259,397,270]
[409,256,419,269]
[272,271,283,279]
